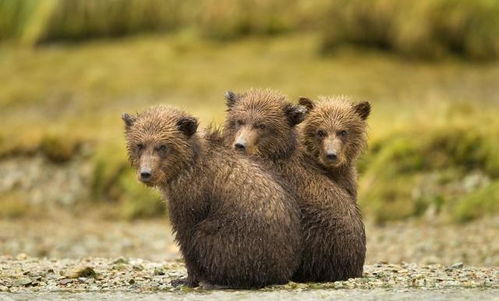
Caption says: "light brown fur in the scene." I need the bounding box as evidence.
[298,96,370,198]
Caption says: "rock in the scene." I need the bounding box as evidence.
[58,279,74,285]
[112,257,128,265]
[14,278,32,287]
[450,262,464,269]
[66,266,97,279]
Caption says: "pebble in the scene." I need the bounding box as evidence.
[14,278,32,287]
[0,256,497,292]
[113,257,129,265]
[66,266,97,279]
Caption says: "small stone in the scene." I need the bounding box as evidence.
[14,278,32,287]
[66,266,97,279]
[112,263,127,271]
[154,267,165,275]
[16,254,28,260]
[113,257,128,265]
[450,262,464,269]
[59,278,74,285]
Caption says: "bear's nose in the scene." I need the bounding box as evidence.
[234,143,246,151]
[140,169,152,181]
[326,152,337,161]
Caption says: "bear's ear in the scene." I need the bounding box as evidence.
[177,116,198,137]
[122,113,136,129]
[225,90,240,108]
[284,104,308,126]
[353,101,371,120]
[298,97,315,112]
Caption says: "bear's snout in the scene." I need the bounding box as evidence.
[140,168,153,182]
[234,141,246,151]
[326,151,338,161]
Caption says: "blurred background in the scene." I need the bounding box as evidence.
[0,0,497,265]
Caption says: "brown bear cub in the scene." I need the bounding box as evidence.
[223,89,366,283]
[298,96,371,199]
[122,106,301,289]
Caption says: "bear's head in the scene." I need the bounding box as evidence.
[122,106,198,186]
[298,96,370,169]
[223,89,307,160]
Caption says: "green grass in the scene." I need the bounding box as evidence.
[321,0,499,60]
[359,114,499,223]
[453,180,499,222]
[0,0,319,45]
[2,0,498,60]
[0,33,498,221]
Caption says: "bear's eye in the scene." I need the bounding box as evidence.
[158,145,168,152]
[338,130,348,137]
[136,143,145,150]
[254,123,266,130]
[317,130,327,138]
[236,119,245,126]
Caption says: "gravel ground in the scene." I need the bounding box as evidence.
[0,216,497,297]
[0,216,497,265]
[0,256,497,293]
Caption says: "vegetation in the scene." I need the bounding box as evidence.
[1,0,498,59]
[0,2,498,221]
[360,114,499,223]
[0,0,317,44]
[322,0,499,60]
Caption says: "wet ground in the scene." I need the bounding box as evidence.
[0,216,498,300]
[1,216,498,265]
[1,289,499,301]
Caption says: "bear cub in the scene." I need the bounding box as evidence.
[298,96,370,199]
[122,106,301,289]
[222,89,366,283]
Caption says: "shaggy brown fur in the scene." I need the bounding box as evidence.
[123,106,302,289]
[298,96,370,199]
[223,89,366,283]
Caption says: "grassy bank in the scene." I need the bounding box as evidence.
[322,0,499,60]
[0,33,498,222]
[360,112,499,223]
[0,0,318,44]
[1,0,498,60]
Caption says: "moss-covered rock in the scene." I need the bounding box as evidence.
[452,181,499,223]
[39,133,81,163]
[359,122,499,223]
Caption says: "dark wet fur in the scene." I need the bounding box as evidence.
[124,106,302,288]
[223,89,366,283]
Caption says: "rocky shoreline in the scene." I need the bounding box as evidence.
[0,256,497,293]
[1,216,497,266]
